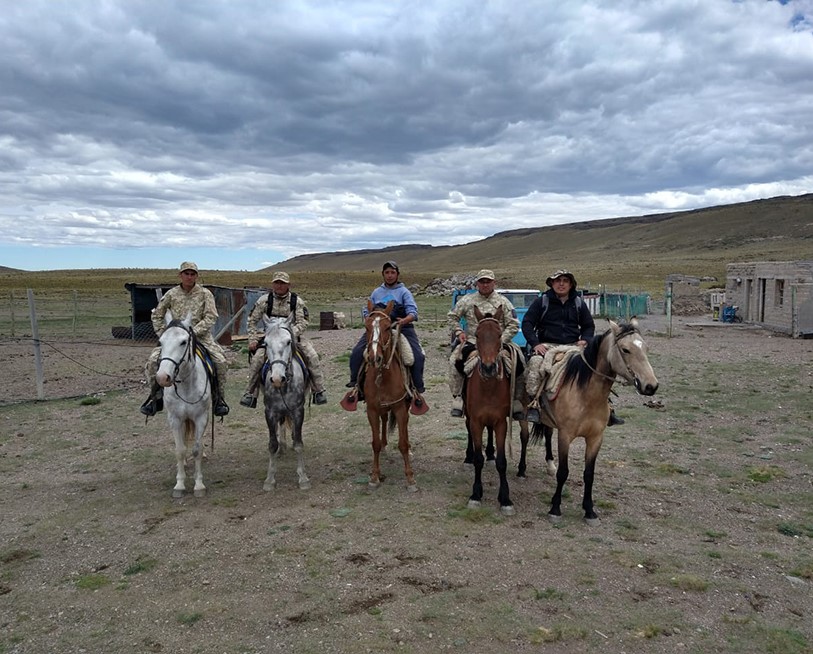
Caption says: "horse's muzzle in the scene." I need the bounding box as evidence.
[479,361,498,378]
[634,378,659,396]
[156,373,173,388]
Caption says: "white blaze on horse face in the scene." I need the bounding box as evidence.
[632,337,645,350]
[371,317,381,359]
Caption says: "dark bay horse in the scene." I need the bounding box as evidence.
[533,319,658,524]
[464,306,517,514]
[363,300,416,491]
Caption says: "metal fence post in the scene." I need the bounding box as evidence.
[27,289,45,400]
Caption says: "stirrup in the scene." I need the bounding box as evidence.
[239,393,257,408]
[525,407,541,424]
[214,400,230,417]
[313,390,327,405]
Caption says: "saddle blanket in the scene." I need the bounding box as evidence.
[527,345,580,399]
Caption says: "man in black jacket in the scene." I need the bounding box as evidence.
[521,269,623,426]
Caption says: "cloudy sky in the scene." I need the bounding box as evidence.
[1,0,811,271]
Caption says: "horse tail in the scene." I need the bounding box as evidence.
[530,422,548,446]
[183,418,196,448]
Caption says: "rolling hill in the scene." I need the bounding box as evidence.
[269,193,813,295]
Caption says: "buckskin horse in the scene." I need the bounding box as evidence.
[532,318,658,524]
[363,300,416,491]
[463,306,518,514]
[260,315,310,491]
[155,310,212,498]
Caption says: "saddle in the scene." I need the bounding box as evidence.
[527,345,580,401]
[194,343,217,385]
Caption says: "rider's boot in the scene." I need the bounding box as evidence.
[450,395,464,417]
[239,392,258,408]
[312,387,328,405]
[213,385,230,417]
[140,384,163,416]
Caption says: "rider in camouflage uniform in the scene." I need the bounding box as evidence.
[447,269,525,419]
[239,271,327,408]
[140,261,230,417]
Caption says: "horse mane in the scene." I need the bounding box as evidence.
[561,322,639,389]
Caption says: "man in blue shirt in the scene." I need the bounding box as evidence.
[345,261,426,408]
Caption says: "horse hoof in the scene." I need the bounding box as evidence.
[193,488,206,498]
[467,500,481,509]
[406,483,418,493]
[263,482,276,492]
[545,462,557,476]
[299,481,311,490]
[584,517,600,527]
[548,513,562,524]
[500,505,515,516]
[368,481,381,490]
[172,489,184,499]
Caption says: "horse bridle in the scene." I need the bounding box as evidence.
[158,323,210,405]
[366,311,407,406]
[579,327,639,387]
[474,316,504,379]
[264,320,296,401]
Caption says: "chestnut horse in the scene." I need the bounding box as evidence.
[533,319,658,524]
[464,306,517,514]
[363,300,416,491]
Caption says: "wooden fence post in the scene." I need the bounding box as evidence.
[28,289,45,400]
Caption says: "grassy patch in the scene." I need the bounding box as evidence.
[123,557,159,576]
[177,612,204,626]
[748,465,786,483]
[668,574,709,592]
[75,574,111,590]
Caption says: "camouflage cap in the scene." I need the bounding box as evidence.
[475,269,496,281]
[179,261,198,272]
[272,271,290,283]
[382,260,399,273]
[546,269,577,288]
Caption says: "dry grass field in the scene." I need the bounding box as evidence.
[1,310,812,654]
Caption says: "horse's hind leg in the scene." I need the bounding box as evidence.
[395,408,416,492]
[467,421,485,508]
[292,418,310,490]
[517,420,529,478]
[544,425,557,476]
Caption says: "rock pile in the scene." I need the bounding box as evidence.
[418,273,478,296]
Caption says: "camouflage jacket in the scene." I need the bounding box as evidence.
[447,291,519,344]
[151,284,218,342]
[247,291,309,343]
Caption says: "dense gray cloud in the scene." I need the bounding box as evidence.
[1,0,811,269]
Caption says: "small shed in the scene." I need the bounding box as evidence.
[123,283,265,344]
[725,261,813,337]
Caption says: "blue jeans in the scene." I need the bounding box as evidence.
[349,326,425,393]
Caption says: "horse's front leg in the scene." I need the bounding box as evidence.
[467,420,485,508]
[582,433,604,525]
[191,418,207,497]
[494,419,514,515]
[549,431,572,522]
[263,415,281,491]
[463,417,474,466]
[292,414,310,490]
[367,409,384,489]
[172,427,186,498]
[395,406,416,492]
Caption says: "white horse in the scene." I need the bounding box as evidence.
[156,310,212,498]
[261,316,310,491]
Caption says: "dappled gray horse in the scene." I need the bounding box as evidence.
[261,316,310,490]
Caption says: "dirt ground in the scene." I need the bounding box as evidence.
[1,313,812,653]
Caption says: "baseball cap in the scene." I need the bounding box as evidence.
[475,269,496,281]
[382,260,399,272]
[545,270,577,288]
[272,271,290,283]
[179,261,198,273]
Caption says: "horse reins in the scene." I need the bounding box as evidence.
[158,324,212,406]
[367,312,409,407]
[578,328,638,386]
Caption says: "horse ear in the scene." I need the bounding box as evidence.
[165,309,174,325]
[367,299,375,314]
[474,306,484,322]
[630,317,639,329]
[384,300,395,315]
[609,320,621,335]
[494,305,504,321]
[182,311,193,328]
[261,314,271,328]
